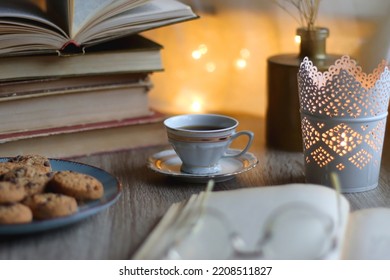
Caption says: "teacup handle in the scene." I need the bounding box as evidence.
[223,130,254,158]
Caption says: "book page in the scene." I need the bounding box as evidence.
[70,0,113,37]
[342,208,390,259]
[44,0,70,34]
[0,1,70,53]
[71,0,149,38]
[74,0,196,46]
[134,184,350,260]
[0,1,67,36]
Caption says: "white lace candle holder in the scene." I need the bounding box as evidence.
[298,56,390,193]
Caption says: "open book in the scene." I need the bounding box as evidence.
[134,184,390,260]
[0,0,197,56]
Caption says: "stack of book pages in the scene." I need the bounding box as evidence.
[0,0,197,158]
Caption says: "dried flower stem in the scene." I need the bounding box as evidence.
[273,0,321,30]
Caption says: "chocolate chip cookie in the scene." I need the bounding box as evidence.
[1,166,52,196]
[8,154,52,173]
[48,171,104,200]
[0,203,33,224]
[0,181,26,203]
[23,193,78,220]
[0,162,21,175]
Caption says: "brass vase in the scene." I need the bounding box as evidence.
[266,27,340,151]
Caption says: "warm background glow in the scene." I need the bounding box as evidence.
[143,0,390,116]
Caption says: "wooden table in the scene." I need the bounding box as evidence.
[1,114,390,259]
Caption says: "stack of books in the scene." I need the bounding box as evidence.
[0,0,197,158]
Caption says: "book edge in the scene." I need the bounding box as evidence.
[0,111,166,143]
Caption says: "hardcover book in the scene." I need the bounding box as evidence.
[0,34,163,81]
[0,111,167,158]
[0,76,154,134]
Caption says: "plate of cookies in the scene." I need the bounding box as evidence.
[0,154,122,235]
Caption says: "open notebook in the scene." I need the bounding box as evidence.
[133,183,390,260]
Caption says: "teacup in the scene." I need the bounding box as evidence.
[164,114,254,174]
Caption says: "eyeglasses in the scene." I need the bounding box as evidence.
[162,178,342,260]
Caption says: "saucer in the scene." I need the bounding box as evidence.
[147,149,258,183]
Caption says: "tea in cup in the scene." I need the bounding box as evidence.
[164,114,254,174]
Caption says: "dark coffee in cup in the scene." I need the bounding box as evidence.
[178,125,225,131]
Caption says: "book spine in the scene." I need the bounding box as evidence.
[58,40,85,56]
[0,111,166,143]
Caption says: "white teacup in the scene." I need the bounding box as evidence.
[164,114,254,174]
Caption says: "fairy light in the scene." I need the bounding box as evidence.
[205,62,216,72]
[235,48,250,70]
[235,58,247,69]
[192,44,208,60]
[240,48,250,58]
[198,44,208,55]
[192,50,202,59]
[295,35,301,44]
[190,99,203,112]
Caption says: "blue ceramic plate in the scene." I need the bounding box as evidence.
[0,158,122,235]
